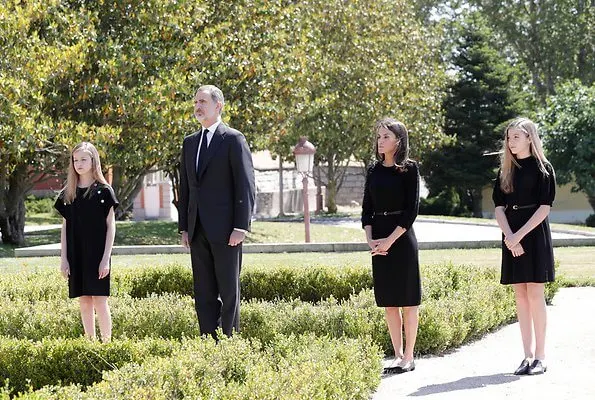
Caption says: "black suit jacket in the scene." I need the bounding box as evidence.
[178,122,255,243]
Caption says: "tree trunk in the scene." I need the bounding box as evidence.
[0,163,30,245]
[324,159,338,213]
[471,189,483,218]
[166,162,181,211]
[111,165,147,220]
[588,192,595,214]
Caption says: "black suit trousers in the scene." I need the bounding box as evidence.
[190,221,241,337]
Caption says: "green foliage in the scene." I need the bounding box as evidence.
[14,335,382,400]
[419,188,468,216]
[420,13,519,217]
[0,263,558,356]
[0,263,373,303]
[539,80,595,213]
[24,196,58,217]
[474,0,594,102]
[0,337,178,395]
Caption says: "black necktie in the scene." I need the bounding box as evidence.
[197,128,209,172]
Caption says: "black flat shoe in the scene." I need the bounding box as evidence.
[514,359,531,375]
[527,359,547,375]
[395,360,415,373]
[382,357,402,375]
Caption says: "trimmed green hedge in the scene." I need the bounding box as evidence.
[0,263,372,302]
[0,295,199,341]
[0,264,558,355]
[12,335,382,400]
[1,261,558,304]
[0,337,178,395]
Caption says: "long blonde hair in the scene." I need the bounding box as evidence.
[499,117,550,193]
[63,142,109,203]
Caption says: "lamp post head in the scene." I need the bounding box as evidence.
[293,136,316,174]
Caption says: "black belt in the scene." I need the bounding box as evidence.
[374,210,404,216]
[508,204,537,210]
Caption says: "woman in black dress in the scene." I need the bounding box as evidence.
[54,142,118,342]
[362,118,421,374]
[492,118,555,375]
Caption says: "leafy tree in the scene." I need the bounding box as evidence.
[288,0,447,212]
[540,80,595,214]
[474,0,595,103]
[44,0,206,218]
[421,14,519,216]
[0,0,117,245]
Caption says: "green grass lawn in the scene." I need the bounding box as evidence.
[1,221,364,257]
[2,247,594,286]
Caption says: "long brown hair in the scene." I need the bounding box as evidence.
[499,117,550,193]
[63,142,109,203]
[374,117,410,170]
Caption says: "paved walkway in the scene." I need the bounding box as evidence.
[373,287,595,400]
[320,218,592,241]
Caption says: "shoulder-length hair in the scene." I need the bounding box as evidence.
[63,142,109,203]
[374,117,410,171]
[499,117,550,193]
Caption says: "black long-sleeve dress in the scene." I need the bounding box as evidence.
[492,156,556,284]
[361,160,421,307]
[54,182,119,298]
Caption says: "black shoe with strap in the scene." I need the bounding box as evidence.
[513,359,531,375]
[527,359,547,375]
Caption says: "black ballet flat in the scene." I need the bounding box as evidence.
[395,360,415,373]
[513,359,531,375]
[382,366,400,375]
[527,359,547,375]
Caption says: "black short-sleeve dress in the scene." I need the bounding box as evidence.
[492,156,556,284]
[361,160,421,307]
[54,182,119,298]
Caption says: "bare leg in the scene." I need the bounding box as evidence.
[385,307,404,360]
[527,283,547,360]
[93,296,112,343]
[79,296,95,339]
[402,306,419,361]
[513,283,534,359]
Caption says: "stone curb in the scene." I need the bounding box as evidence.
[13,237,595,257]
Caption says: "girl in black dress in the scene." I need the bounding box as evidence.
[492,118,555,375]
[362,118,421,374]
[54,142,118,342]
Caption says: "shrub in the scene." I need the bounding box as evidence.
[0,337,179,395]
[586,214,595,227]
[25,196,58,216]
[0,295,199,341]
[15,335,382,400]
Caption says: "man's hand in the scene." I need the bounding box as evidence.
[228,230,246,246]
[181,231,190,248]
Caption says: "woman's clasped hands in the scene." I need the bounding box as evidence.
[505,232,525,257]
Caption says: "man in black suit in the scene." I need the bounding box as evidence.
[178,85,255,337]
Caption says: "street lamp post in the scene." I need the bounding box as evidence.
[293,136,316,243]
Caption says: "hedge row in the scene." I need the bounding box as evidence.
[0,283,517,355]
[0,337,179,395]
[0,263,373,303]
[2,261,559,304]
[9,335,382,400]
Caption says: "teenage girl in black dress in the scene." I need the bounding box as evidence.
[55,142,119,342]
[493,118,556,375]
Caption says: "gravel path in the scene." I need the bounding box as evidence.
[372,287,595,400]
